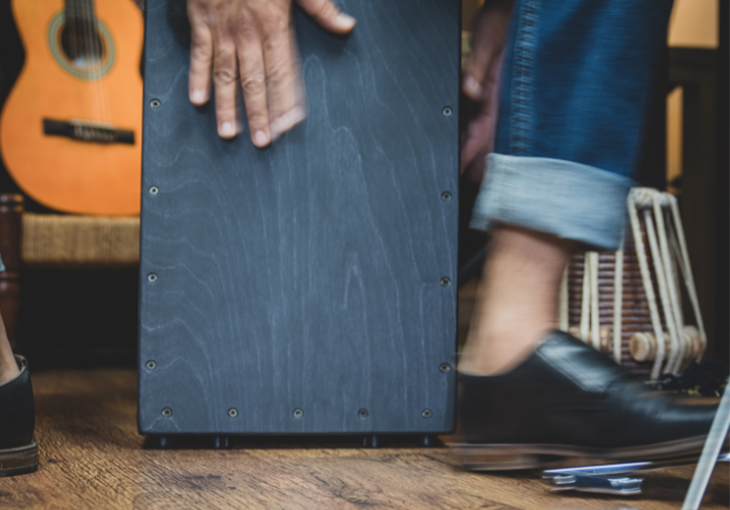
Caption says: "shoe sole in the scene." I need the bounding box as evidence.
[431,435,709,471]
[0,443,39,478]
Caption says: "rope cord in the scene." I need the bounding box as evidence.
[650,194,684,374]
[628,189,666,379]
[612,241,624,364]
[589,252,600,351]
[559,267,569,332]
[668,195,708,360]
[644,207,681,374]
[579,253,591,343]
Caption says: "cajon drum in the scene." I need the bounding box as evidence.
[138,0,459,436]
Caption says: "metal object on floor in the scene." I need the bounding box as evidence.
[547,473,644,496]
[543,452,730,478]
[541,451,729,498]
[682,383,730,510]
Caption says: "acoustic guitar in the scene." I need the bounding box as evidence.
[0,0,143,215]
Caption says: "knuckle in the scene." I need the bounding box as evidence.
[237,15,258,40]
[213,67,237,84]
[213,52,237,83]
[247,111,267,127]
[265,61,288,87]
[214,13,234,35]
[261,4,288,32]
[191,44,212,63]
[241,73,265,95]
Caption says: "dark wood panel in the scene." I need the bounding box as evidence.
[139,0,460,434]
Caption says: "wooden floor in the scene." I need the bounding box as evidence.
[0,366,726,509]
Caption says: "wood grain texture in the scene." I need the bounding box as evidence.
[1,368,727,510]
[139,0,460,434]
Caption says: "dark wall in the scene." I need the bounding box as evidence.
[0,0,23,195]
[716,0,728,363]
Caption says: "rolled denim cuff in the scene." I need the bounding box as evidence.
[470,154,633,251]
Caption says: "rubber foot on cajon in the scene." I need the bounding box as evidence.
[363,435,379,448]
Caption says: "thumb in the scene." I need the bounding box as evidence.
[296,0,356,34]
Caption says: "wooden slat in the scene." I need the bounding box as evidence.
[21,214,139,267]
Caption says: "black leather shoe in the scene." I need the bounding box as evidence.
[453,331,717,470]
[0,356,37,477]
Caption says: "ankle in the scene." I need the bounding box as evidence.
[0,357,20,385]
[459,325,551,376]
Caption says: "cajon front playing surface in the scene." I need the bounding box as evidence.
[139,0,459,435]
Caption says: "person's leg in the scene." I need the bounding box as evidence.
[0,255,35,478]
[0,312,20,384]
[0,254,19,384]
[459,226,571,376]
[463,0,674,375]
[454,0,717,467]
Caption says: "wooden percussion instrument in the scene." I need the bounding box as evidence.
[138,0,459,437]
[561,188,707,380]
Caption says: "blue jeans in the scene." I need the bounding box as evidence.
[471,0,674,250]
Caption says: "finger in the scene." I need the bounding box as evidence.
[463,10,508,101]
[188,10,213,105]
[212,37,240,138]
[463,43,500,101]
[237,27,271,147]
[262,13,306,140]
[296,0,356,34]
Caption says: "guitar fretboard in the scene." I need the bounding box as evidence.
[64,0,101,60]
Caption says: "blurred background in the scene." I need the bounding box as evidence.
[0,0,727,368]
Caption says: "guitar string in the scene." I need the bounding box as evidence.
[68,2,89,123]
[81,0,105,124]
[69,1,79,117]
[76,0,99,122]
[88,1,107,124]
[92,0,112,127]
[95,0,114,128]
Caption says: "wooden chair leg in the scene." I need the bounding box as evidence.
[0,194,24,351]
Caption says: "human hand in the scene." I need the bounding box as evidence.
[187,0,356,146]
[460,1,511,181]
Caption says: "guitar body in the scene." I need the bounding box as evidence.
[0,0,143,215]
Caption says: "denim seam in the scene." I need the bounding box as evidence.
[510,0,538,155]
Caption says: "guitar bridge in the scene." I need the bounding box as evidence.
[43,118,134,145]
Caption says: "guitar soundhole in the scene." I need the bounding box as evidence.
[48,13,115,80]
[60,23,105,67]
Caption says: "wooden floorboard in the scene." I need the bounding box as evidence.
[0,368,727,509]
